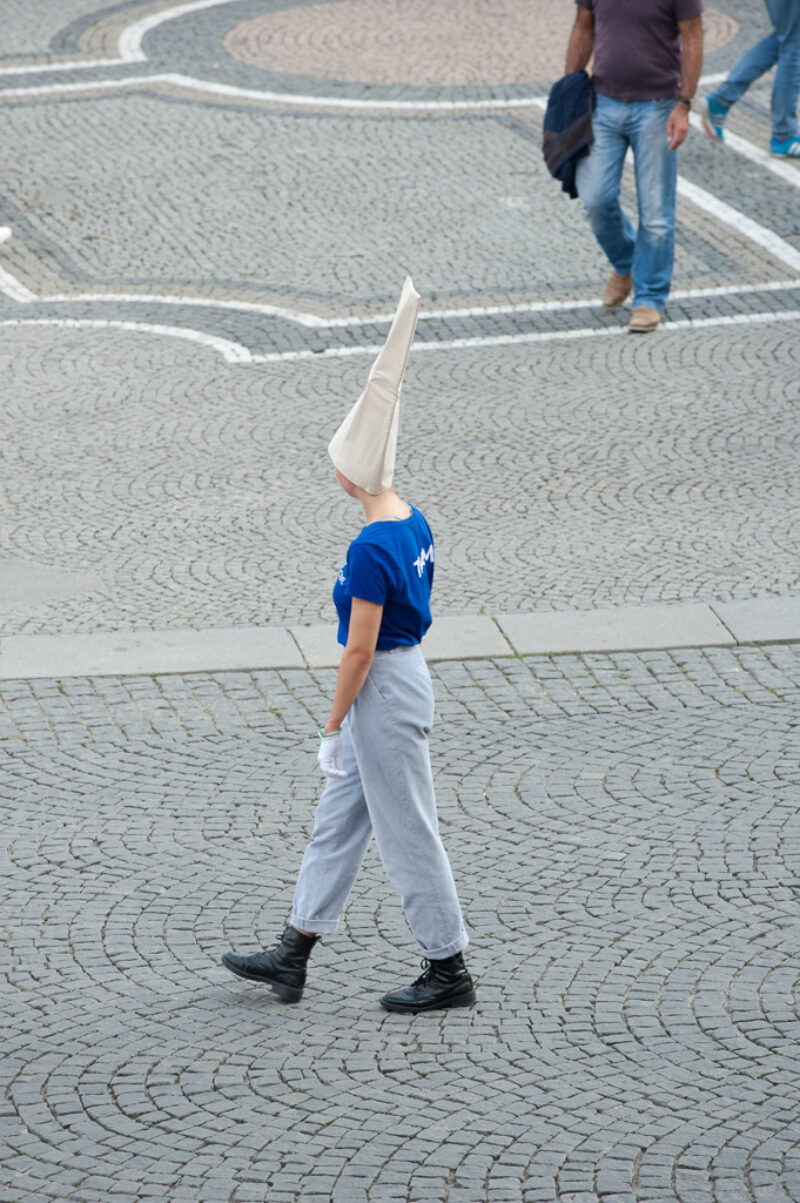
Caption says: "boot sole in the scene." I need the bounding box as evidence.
[220,956,303,1003]
[380,987,477,1015]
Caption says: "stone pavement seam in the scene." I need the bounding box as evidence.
[1,596,799,680]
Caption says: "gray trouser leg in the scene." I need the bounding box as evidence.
[291,724,373,935]
[291,646,469,958]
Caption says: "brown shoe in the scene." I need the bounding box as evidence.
[602,270,632,308]
[629,306,661,332]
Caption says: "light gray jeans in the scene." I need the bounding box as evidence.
[291,644,469,959]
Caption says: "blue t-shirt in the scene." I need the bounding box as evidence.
[333,506,434,650]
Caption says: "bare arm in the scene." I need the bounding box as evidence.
[565,6,595,73]
[323,597,383,733]
[667,15,703,150]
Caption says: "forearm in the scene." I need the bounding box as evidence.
[565,24,594,73]
[679,23,703,98]
[324,647,373,733]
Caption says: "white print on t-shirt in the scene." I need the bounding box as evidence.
[413,544,435,578]
[338,567,346,585]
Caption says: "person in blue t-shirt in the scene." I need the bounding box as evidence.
[222,279,475,1014]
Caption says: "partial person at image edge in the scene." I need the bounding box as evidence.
[564,0,704,333]
[221,278,476,1016]
[702,0,800,156]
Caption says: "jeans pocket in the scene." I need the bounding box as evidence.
[365,670,393,708]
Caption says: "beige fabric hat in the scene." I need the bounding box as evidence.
[328,276,421,494]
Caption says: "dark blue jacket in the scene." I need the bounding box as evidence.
[542,70,595,199]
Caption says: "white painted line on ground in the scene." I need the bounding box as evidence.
[677,175,800,273]
[328,279,800,326]
[28,280,800,329]
[0,70,551,110]
[162,71,551,112]
[0,264,36,303]
[0,74,175,99]
[668,279,800,302]
[249,309,800,363]
[661,310,800,332]
[0,318,253,363]
[40,291,330,328]
[4,310,798,366]
[0,58,124,76]
[690,111,800,190]
[118,0,249,62]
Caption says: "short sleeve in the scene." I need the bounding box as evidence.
[345,541,395,606]
[675,0,703,19]
[576,0,594,8]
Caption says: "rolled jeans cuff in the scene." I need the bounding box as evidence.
[421,929,470,960]
[290,913,340,936]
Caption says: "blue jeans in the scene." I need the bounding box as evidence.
[291,645,469,959]
[576,95,677,312]
[710,0,800,141]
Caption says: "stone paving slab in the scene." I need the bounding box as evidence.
[422,614,512,662]
[4,598,800,679]
[712,595,800,644]
[497,601,735,656]
[289,614,514,670]
[289,620,342,669]
[0,625,303,679]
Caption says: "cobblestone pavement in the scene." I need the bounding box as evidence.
[1,1,800,1201]
[0,0,799,637]
[2,647,800,1202]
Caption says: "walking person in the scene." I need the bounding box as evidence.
[221,278,475,1015]
[702,0,800,156]
[565,0,704,332]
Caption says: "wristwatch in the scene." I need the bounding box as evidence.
[677,95,693,108]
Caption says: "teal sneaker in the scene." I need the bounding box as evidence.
[701,94,727,143]
[770,136,800,157]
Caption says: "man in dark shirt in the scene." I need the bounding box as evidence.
[565,0,704,331]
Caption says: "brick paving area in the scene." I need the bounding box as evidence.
[1,1,800,1201]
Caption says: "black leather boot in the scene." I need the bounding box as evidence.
[380,952,476,1014]
[221,928,318,1003]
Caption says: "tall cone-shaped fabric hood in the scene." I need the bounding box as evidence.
[328,277,421,494]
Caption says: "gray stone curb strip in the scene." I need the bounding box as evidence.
[0,625,303,680]
[0,597,798,679]
[496,602,734,655]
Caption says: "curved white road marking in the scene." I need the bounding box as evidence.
[119,0,248,62]
[0,70,549,110]
[0,75,172,98]
[161,72,550,111]
[31,279,800,327]
[0,265,37,303]
[0,318,252,362]
[248,309,800,362]
[41,291,331,328]
[4,310,799,367]
[0,58,123,76]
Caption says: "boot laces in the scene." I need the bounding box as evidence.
[413,958,434,986]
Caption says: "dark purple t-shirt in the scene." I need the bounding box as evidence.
[576,0,703,102]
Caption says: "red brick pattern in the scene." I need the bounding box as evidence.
[223,0,739,86]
